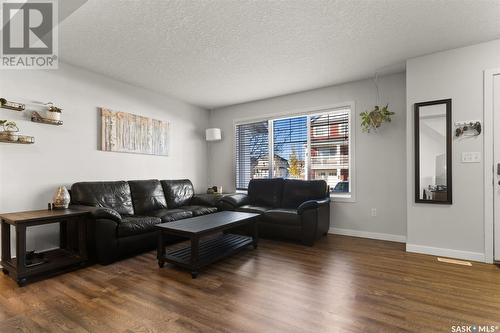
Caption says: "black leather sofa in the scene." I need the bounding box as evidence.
[70,179,218,264]
[219,178,330,245]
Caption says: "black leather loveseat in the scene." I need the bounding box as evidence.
[70,179,218,264]
[219,178,330,245]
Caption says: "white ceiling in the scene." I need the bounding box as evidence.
[59,0,500,109]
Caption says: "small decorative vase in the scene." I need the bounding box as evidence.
[6,131,18,142]
[45,110,61,121]
[52,186,70,209]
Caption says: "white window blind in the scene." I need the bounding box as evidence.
[235,121,269,190]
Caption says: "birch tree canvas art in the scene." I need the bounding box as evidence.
[100,108,170,156]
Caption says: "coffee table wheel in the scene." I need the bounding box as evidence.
[158,260,165,268]
[17,277,27,287]
[191,271,199,279]
[2,268,9,275]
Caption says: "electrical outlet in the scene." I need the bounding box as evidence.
[371,208,377,217]
[461,152,481,163]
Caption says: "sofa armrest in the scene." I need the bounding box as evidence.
[219,193,249,209]
[93,218,120,265]
[191,193,224,207]
[297,197,330,215]
[70,204,122,223]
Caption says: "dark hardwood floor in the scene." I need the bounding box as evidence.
[0,234,499,333]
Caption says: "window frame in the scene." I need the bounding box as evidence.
[233,102,356,202]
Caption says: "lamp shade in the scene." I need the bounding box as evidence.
[206,128,222,141]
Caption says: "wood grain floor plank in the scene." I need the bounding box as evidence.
[0,235,499,333]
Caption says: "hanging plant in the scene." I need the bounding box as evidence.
[360,104,394,133]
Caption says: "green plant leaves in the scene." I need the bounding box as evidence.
[0,120,18,132]
[360,104,395,132]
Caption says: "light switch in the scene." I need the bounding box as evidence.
[461,152,481,163]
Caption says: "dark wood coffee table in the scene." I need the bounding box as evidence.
[156,211,259,278]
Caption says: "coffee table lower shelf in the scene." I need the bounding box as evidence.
[159,233,255,278]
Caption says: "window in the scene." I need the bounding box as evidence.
[235,121,269,190]
[273,116,307,179]
[309,111,350,195]
[235,106,353,198]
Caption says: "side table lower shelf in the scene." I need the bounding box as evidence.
[1,248,87,285]
[159,233,255,278]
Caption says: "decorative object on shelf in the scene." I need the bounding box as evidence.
[360,104,395,132]
[45,102,62,121]
[207,185,223,194]
[0,120,34,144]
[0,120,19,142]
[0,97,25,111]
[25,251,48,268]
[52,186,70,209]
[31,111,63,125]
[206,128,222,141]
[100,107,170,156]
[455,121,481,137]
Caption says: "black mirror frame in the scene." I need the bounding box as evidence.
[414,99,452,205]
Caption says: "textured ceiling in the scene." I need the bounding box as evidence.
[59,0,500,109]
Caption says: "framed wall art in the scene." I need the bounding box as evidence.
[100,107,169,156]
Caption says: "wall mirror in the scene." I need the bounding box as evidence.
[414,99,452,204]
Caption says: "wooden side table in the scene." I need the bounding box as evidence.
[0,209,89,286]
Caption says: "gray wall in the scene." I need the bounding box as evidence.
[209,73,407,240]
[406,38,500,261]
[0,63,209,253]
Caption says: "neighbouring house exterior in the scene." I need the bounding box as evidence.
[309,113,349,190]
[251,154,290,179]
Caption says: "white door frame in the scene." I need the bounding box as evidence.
[483,68,500,263]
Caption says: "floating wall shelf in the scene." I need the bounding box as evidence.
[0,137,35,144]
[0,98,25,112]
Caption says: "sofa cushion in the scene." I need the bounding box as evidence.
[236,205,271,214]
[71,181,134,215]
[148,208,193,222]
[117,216,162,237]
[161,179,194,209]
[248,178,285,207]
[281,179,328,209]
[264,208,301,226]
[129,179,167,214]
[180,205,218,216]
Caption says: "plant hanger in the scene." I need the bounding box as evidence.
[360,70,395,133]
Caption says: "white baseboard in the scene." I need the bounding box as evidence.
[406,244,485,263]
[328,227,406,243]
